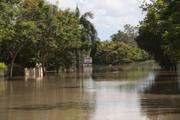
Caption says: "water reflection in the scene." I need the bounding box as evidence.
[140,71,180,120]
[1,64,180,120]
[92,63,156,81]
[0,79,6,95]
[90,64,155,120]
[142,71,180,94]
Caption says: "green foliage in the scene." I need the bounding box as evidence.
[0,63,7,70]
[111,30,129,42]
[161,0,180,64]
[75,7,98,57]
[93,41,149,65]
[0,0,98,75]
[111,24,138,43]
[136,0,180,70]
[94,23,150,65]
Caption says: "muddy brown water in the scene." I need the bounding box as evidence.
[0,63,180,120]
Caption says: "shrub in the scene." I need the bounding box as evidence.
[0,63,7,70]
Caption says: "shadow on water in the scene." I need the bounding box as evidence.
[92,63,157,81]
[142,71,180,94]
[140,71,180,119]
[10,101,96,111]
[0,80,6,94]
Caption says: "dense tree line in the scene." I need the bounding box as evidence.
[1,0,178,79]
[0,0,97,78]
[136,0,180,70]
[93,25,150,65]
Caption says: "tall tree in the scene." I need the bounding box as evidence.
[136,0,179,70]
[0,0,99,77]
[124,24,138,40]
[0,0,37,78]
[111,24,138,43]
[111,30,129,42]
[50,9,82,72]
[161,0,180,66]
[75,7,97,58]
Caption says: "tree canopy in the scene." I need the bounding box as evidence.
[93,24,150,65]
[136,0,180,70]
[0,0,97,77]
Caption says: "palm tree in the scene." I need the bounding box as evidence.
[75,7,97,56]
[75,7,97,69]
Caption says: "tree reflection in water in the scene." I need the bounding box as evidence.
[140,71,180,120]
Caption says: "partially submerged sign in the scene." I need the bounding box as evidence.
[84,57,92,64]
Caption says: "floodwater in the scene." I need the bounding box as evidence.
[0,63,180,120]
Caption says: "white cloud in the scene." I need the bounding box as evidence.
[47,0,150,40]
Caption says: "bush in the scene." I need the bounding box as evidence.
[0,63,7,70]
[93,41,150,65]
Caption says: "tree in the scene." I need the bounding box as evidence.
[0,0,98,77]
[31,0,59,74]
[111,24,138,43]
[0,0,37,79]
[93,41,149,65]
[136,0,179,70]
[75,7,98,59]
[124,24,138,40]
[111,30,129,42]
[49,9,82,72]
[161,0,180,65]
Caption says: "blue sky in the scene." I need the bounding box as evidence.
[48,0,150,40]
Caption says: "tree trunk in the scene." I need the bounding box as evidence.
[80,49,84,72]
[56,69,59,74]
[9,45,23,80]
[42,62,46,75]
[9,59,15,79]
